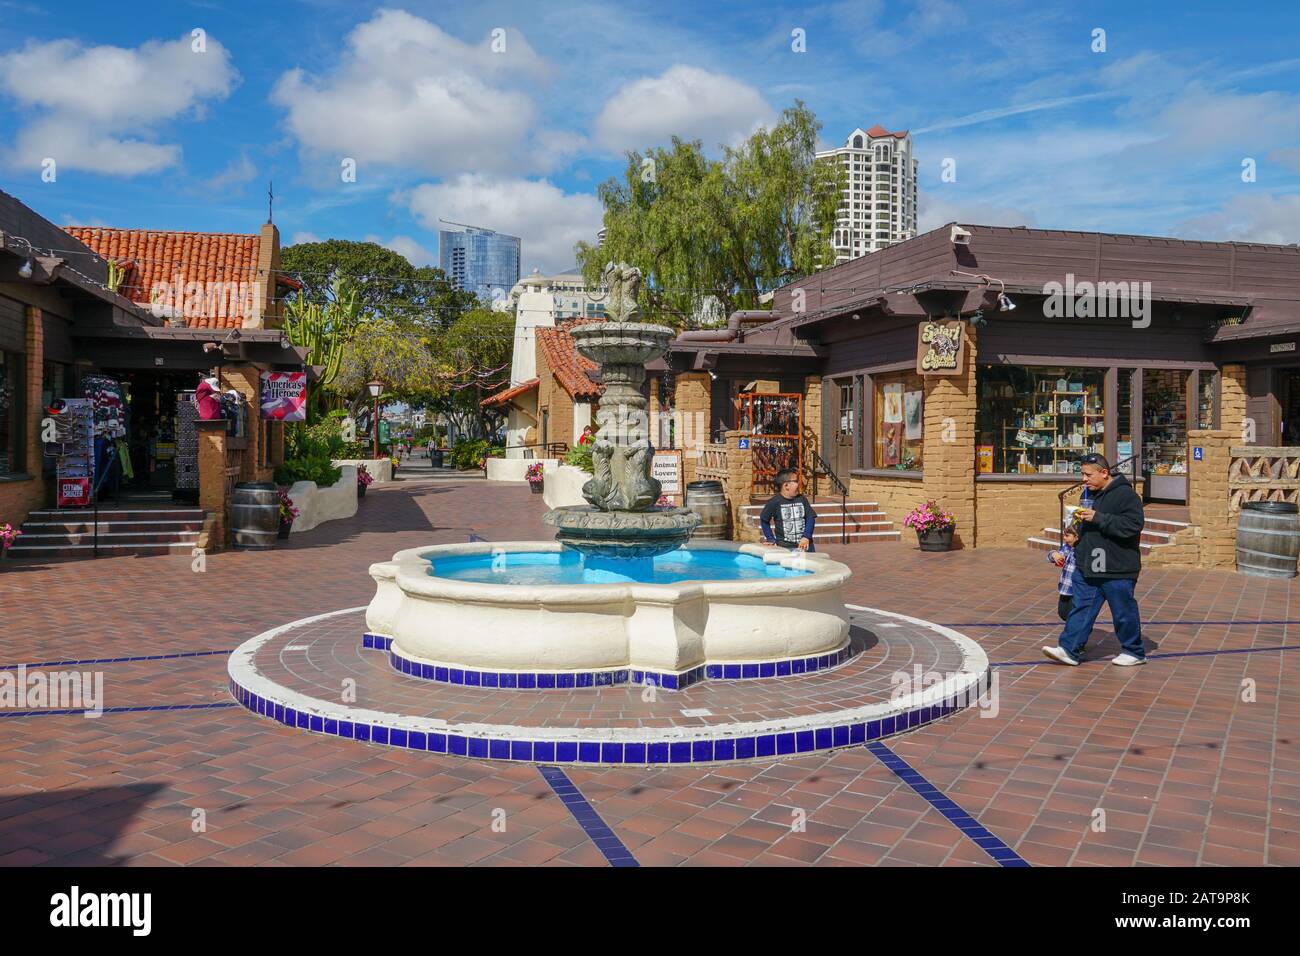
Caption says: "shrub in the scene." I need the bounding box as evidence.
[450,438,491,471]
[563,443,594,473]
[274,456,343,488]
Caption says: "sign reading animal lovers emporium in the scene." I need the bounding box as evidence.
[916,320,966,376]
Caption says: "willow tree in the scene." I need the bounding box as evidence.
[334,316,440,417]
[575,101,842,326]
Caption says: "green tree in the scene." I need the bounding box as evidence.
[575,101,841,325]
[429,309,515,441]
[280,239,477,332]
[283,276,361,418]
[334,317,440,414]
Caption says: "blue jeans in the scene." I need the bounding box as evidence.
[1057,568,1145,662]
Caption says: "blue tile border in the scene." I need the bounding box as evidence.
[865,740,1030,868]
[537,766,638,867]
[0,701,238,718]
[366,634,854,692]
[226,667,991,766]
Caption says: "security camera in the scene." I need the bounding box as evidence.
[950,225,972,246]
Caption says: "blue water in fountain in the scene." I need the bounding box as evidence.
[427,548,812,586]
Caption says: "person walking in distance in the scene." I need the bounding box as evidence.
[1043,454,1147,666]
[760,469,816,552]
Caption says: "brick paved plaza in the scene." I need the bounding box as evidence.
[2,475,1297,868]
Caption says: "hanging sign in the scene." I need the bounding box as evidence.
[652,450,683,501]
[916,320,966,376]
[57,476,91,507]
[260,371,308,421]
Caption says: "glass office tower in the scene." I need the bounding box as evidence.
[439,226,521,306]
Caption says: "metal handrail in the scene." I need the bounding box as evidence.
[809,448,849,544]
[1056,455,1138,544]
[500,441,570,458]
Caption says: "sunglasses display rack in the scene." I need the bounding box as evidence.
[740,392,803,497]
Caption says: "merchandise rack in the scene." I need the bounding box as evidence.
[741,392,803,497]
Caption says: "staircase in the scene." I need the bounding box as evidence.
[8,505,206,560]
[1027,511,1190,557]
[740,498,902,544]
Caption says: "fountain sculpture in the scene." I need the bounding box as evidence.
[543,262,700,559]
[362,263,851,689]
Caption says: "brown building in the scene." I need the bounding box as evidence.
[0,189,307,556]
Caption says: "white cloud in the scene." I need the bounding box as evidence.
[592,65,775,152]
[204,152,257,191]
[0,34,237,175]
[918,193,1037,233]
[1178,193,1300,245]
[271,9,565,177]
[365,234,437,268]
[402,175,603,275]
[289,232,321,245]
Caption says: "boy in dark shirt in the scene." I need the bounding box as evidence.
[760,469,815,552]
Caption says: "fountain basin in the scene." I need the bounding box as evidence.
[366,541,851,688]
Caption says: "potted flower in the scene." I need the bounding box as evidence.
[277,491,299,539]
[0,522,20,560]
[357,464,375,498]
[525,462,545,494]
[389,455,400,477]
[903,500,957,552]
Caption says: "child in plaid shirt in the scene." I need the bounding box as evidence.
[1048,525,1079,622]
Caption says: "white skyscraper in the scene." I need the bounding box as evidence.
[817,124,918,264]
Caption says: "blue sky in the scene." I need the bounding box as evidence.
[2,0,1298,275]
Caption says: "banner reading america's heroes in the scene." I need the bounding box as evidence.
[260,372,308,421]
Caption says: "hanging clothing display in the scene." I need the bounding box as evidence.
[82,374,127,439]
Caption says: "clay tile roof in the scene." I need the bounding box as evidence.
[865,123,909,139]
[63,226,263,329]
[537,319,605,401]
[481,377,539,408]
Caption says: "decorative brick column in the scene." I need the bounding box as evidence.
[1186,428,1236,569]
[921,323,978,548]
[802,375,822,488]
[197,420,229,548]
[220,365,273,481]
[723,429,760,542]
[1220,363,1247,441]
[0,306,48,525]
[673,371,711,487]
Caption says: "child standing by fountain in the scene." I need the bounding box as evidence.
[760,469,816,552]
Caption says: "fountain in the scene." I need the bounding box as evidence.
[226,268,991,763]
[361,262,853,689]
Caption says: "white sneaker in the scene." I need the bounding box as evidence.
[1042,646,1079,666]
[1111,653,1147,666]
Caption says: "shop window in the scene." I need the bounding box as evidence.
[0,350,22,475]
[872,370,923,470]
[1198,371,1218,430]
[42,361,70,411]
[976,366,1105,475]
[1143,369,1188,478]
[1116,368,1136,476]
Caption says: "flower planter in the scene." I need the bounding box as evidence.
[529,482,544,494]
[358,483,367,499]
[916,526,955,552]
[278,522,292,540]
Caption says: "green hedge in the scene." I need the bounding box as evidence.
[274,456,343,488]
[563,443,593,474]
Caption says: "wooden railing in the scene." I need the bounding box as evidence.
[1229,446,1300,512]
[695,443,729,482]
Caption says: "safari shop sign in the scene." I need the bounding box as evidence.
[916,319,966,376]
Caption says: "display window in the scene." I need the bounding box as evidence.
[0,351,21,476]
[872,370,923,470]
[1142,369,1189,476]
[976,366,1105,475]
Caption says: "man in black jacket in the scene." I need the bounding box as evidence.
[1043,454,1148,666]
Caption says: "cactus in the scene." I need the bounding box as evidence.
[283,277,360,416]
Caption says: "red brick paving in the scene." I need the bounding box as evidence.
[1,476,1297,865]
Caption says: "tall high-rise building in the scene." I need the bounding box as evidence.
[816,125,918,264]
[438,224,521,306]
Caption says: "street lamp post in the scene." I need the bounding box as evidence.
[367,381,383,459]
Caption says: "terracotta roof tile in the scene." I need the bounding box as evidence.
[537,319,605,401]
[865,123,909,139]
[481,377,539,408]
[64,226,263,329]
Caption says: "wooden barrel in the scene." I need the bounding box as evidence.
[1236,501,1300,579]
[231,482,280,550]
[686,480,729,539]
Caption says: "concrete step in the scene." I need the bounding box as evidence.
[811,529,902,543]
[1041,526,1176,546]
[26,508,205,523]
[6,541,199,560]
[21,519,205,534]
[13,530,202,546]
[1028,535,1159,557]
